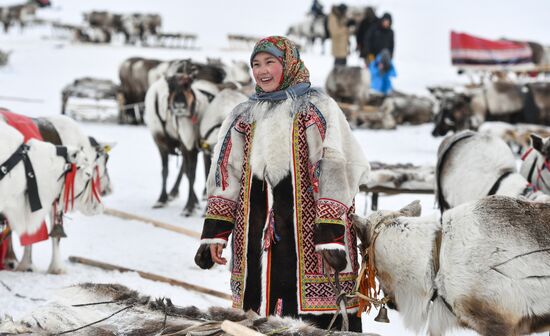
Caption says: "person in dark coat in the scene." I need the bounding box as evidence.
[310,0,324,18]
[365,12,394,63]
[355,7,377,62]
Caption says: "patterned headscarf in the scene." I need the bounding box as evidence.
[250,36,310,94]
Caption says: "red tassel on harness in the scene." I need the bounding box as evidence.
[91,166,102,203]
[63,163,77,212]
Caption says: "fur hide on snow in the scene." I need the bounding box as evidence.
[0,283,380,336]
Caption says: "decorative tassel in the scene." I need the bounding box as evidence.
[63,163,77,212]
[356,242,381,316]
[91,166,102,203]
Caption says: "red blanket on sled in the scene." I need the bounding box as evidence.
[450,31,533,67]
[0,109,49,247]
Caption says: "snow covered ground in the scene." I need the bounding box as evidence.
[0,1,549,335]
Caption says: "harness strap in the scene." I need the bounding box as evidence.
[56,146,69,163]
[435,131,475,213]
[521,147,534,161]
[198,89,215,103]
[487,171,513,196]
[0,143,42,212]
[527,156,538,183]
[202,122,222,143]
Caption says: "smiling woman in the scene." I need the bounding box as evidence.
[251,53,283,93]
[195,35,370,332]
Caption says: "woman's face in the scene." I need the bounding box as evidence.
[252,52,284,92]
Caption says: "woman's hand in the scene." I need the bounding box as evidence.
[210,243,227,265]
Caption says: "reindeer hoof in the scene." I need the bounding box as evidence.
[4,259,17,270]
[47,266,66,275]
[15,265,36,272]
[181,208,195,217]
[168,192,179,201]
[153,201,167,209]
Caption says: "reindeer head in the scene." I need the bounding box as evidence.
[62,146,103,216]
[431,90,474,137]
[166,59,198,92]
[352,200,422,247]
[88,136,115,197]
[530,134,550,161]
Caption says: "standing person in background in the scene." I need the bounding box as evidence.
[356,7,378,66]
[310,0,324,18]
[365,12,394,63]
[327,4,350,66]
[195,35,369,332]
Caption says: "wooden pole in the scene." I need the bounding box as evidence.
[103,207,201,239]
[0,95,44,103]
[69,256,232,301]
[221,320,265,336]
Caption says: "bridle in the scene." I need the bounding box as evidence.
[521,147,550,193]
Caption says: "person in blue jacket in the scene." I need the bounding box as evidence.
[369,48,396,95]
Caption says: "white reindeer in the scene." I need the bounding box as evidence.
[352,197,550,336]
[199,88,248,156]
[0,123,97,272]
[436,131,550,213]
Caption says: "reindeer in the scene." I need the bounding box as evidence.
[0,111,108,273]
[352,196,550,336]
[0,123,98,272]
[286,14,328,53]
[144,60,214,216]
[435,131,550,213]
[519,134,550,196]
[325,66,370,124]
[199,88,248,157]
[430,81,550,137]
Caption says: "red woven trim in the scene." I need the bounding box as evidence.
[206,196,237,223]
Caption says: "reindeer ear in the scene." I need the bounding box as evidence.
[99,141,117,153]
[531,134,544,152]
[399,200,421,217]
[351,213,371,245]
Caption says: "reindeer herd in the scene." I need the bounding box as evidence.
[0,54,253,275]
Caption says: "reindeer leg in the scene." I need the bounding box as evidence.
[4,235,18,270]
[168,153,186,201]
[15,245,36,272]
[47,210,66,274]
[154,147,170,208]
[182,148,199,217]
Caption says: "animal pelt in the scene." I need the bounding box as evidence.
[367,161,434,190]
[478,121,550,153]
[0,283,379,336]
[380,94,434,125]
[353,197,550,336]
